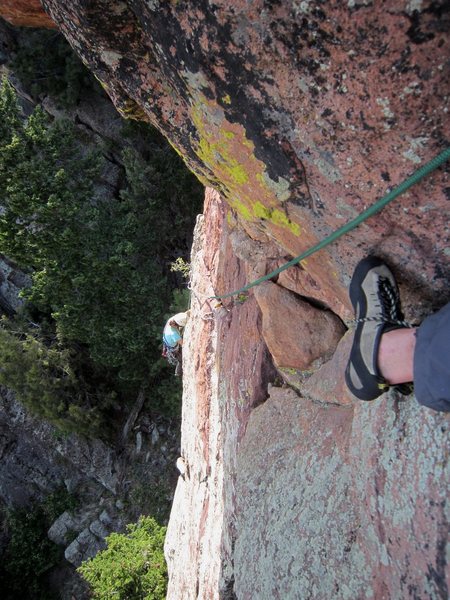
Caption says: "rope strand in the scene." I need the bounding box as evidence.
[212,147,450,300]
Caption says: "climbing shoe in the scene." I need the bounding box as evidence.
[345,256,411,401]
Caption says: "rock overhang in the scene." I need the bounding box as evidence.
[18,0,447,315]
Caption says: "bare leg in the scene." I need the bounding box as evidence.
[378,328,417,385]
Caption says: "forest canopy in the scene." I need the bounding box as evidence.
[0,78,203,436]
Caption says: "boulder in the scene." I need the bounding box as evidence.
[64,527,106,567]
[302,330,357,406]
[276,261,349,320]
[254,281,346,369]
[47,511,79,546]
[98,510,112,526]
[89,518,110,540]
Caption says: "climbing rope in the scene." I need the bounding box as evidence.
[212,146,450,300]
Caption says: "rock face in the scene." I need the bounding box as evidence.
[29,0,450,319]
[254,280,345,369]
[235,386,449,600]
[0,382,180,575]
[0,1,55,28]
[0,255,30,315]
[165,189,275,598]
[0,2,449,598]
[0,389,116,507]
[165,191,449,599]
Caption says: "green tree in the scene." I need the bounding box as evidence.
[0,76,22,141]
[0,507,59,600]
[0,317,110,437]
[0,488,77,600]
[0,79,102,270]
[0,78,201,424]
[11,28,103,107]
[78,516,167,600]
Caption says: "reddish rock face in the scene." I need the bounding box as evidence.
[165,189,275,598]
[4,2,448,597]
[166,188,449,599]
[0,1,55,28]
[302,331,356,406]
[254,280,345,369]
[40,0,450,318]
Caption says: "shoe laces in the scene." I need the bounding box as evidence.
[355,276,412,328]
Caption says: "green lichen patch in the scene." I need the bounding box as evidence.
[252,202,301,236]
[189,88,302,235]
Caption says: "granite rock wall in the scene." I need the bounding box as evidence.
[165,189,276,598]
[235,386,449,600]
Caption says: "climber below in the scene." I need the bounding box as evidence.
[162,311,190,375]
[345,256,449,413]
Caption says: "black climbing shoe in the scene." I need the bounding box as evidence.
[345,256,411,401]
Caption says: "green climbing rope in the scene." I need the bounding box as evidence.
[213,146,450,300]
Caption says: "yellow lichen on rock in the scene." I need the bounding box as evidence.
[190,90,299,234]
[116,98,148,121]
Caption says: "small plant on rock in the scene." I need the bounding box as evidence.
[236,291,249,304]
[170,257,191,281]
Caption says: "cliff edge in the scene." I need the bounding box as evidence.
[165,188,448,599]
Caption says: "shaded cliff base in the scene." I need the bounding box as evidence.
[0,384,180,598]
[165,189,449,599]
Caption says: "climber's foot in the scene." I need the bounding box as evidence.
[345,256,410,401]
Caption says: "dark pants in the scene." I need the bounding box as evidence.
[414,302,450,412]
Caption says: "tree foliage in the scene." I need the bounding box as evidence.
[78,516,167,600]
[0,78,202,431]
[0,488,78,600]
[11,28,103,106]
[0,317,111,436]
